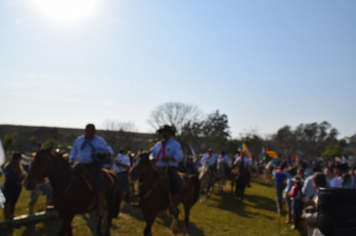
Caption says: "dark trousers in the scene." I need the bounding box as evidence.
[82,162,104,191]
[292,199,303,225]
[4,183,22,206]
[167,167,179,194]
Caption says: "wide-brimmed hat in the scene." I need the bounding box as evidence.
[157,125,176,135]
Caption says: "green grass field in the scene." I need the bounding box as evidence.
[1,176,301,236]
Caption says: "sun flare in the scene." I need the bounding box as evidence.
[34,0,97,21]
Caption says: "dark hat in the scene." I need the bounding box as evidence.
[292,176,303,184]
[157,125,176,135]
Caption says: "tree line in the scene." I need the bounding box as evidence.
[1,102,356,160]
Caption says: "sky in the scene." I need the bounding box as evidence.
[0,0,355,139]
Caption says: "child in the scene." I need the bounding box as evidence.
[289,176,304,229]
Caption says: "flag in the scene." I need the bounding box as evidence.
[261,147,266,160]
[266,143,278,159]
[241,143,251,157]
[0,139,5,175]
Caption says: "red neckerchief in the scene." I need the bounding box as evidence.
[155,139,167,162]
[275,169,284,173]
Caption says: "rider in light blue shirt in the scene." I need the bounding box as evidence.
[200,148,217,166]
[149,125,183,216]
[69,124,113,217]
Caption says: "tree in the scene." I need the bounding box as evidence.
[148,102,202,135]
[201,110,230,151]
[101,120,138,153]
[42,139,56,148]
[2,134,14,157]
[322,145,346,159]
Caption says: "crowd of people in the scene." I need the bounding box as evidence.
[2,122,353,236]
[273,157,356,235]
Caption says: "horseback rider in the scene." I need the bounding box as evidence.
[69,123,114,216]
[233,151,252,187]
[219,151,231,176]
[150,125,183,216]
[200,148,217,176]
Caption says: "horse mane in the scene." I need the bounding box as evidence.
[36,147,71,168]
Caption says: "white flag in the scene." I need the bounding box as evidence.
[0,139,5,174]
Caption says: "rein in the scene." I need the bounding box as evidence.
[52,175,74,200]
[137,164,159,202]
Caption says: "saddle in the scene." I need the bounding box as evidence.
[73,164,95,192]
[154,167,186,192]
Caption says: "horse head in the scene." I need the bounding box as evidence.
[24,147,56,190]
[129,151,151,182]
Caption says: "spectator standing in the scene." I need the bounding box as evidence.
[302,172,327,236]
[324,167,342,188]
[289,176,304,229]
[114,149,131,200]
[3,153,25,219]
[28,179,53,214]
[274,160,288,216]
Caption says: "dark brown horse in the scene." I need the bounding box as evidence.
[24,148,119,236]
[230,162,249,202]
[129,152,200,236]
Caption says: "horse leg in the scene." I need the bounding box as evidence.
[144,217,156,236]
[171,216,179,234]
[58,214,75,236]
[182,205,191,236]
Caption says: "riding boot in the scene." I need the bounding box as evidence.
[10,205,15,218]
[29,205,35,215]
[168,193,180,215]
[4,204,12,219]
[96,191,105,217]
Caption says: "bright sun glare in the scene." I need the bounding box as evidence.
[35,0,97,21]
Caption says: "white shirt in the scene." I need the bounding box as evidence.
[69,135,113,164]
[302,175,316,201]
[150,138,183,168]
[114,153,131,173]
[233,156,251,166]
[200,153,217,166]
[329,177,342,188]
[219,155,231,165]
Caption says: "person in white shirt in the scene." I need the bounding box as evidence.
[233,151,251,167]
[302,166,322,201]
[149,125,183,215]
[233,151,252,187]
[219,151,231,176]
[114,149,131,201]
[324,167,342,188]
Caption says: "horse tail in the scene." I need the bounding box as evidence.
[189,175,200,206]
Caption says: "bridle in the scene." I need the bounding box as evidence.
[135,162,158,201]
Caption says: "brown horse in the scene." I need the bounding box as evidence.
[129,152,200,236]
[24,148,119,236]
[230,162,249,202]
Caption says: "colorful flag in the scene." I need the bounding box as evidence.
[241,143,251,157]
[266,144,278,159]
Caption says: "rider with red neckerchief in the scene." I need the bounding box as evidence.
[149,125,183,216]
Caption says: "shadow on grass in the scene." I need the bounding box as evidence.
[156,211,205,236]
[209,188,275,220]
[1,219,62,236]
[121,201,204,235]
